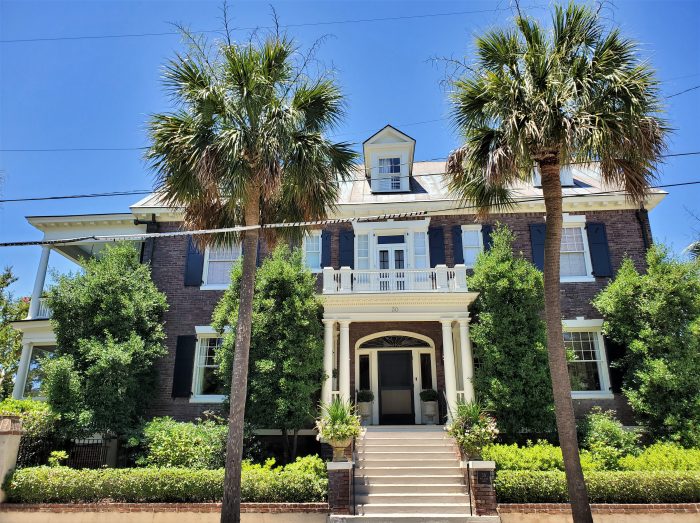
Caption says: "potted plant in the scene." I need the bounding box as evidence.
[316,398,362,461]
[356,390,374,425]
[420,389,439,425]
[446,401,498,460]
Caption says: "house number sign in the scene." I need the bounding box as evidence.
[477,471,492,485]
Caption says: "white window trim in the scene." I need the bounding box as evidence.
[200,245,241,290]
[302,231,323,273]
[563,318,613,400]
[560,214,595,283]
[191,331,226,403]
[461,224,483,269]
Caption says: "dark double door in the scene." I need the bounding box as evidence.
[378,350,415,424]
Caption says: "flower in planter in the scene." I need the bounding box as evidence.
[447,401,499,459]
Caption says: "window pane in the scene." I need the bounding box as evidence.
[196,338,224,396]
[359,355,370,391]
[304,233,321,269]
[565,331,602,392]
[462,230,481,247]
[464,247,480,268]
[357,234,369,269]
[208,261,233,284]
[420,353,433,390]
[560,227,587,277]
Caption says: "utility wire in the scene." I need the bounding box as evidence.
[2,151,700,204]
[1,180,698,248]
[0,8,503,44]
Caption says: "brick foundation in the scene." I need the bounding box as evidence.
[327,462,354,515]
[466,461,497,516]
[498,503,700,514]
[0,503,329,513]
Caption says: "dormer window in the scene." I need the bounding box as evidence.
[363,125,416,194]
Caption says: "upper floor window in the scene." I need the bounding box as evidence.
[563,322,612,399]
[377,157,403,192]
[203,245,241,287]
[303,232,322,272]
[560,224,593,281]
[414,231,428,269]
[461,225,483,269]
[192,336,225,402]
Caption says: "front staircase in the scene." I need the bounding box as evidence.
[330,425,500,522]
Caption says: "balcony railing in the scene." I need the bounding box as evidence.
[322,265,468,294]
[32,298,52,319]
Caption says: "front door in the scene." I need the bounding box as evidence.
[378,350,415,424]
[378,246,406,291]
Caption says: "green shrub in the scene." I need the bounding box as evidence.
[446,401,498,457]
[495,470,700,503]
[580,408,640,469]
[138,416,227,469]
[619,443,700,471]
[0,398,56,438]
[4,455,327,503]
[482,441,600,471]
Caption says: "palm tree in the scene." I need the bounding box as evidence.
[445,4,667,522]
[147,33,356,522]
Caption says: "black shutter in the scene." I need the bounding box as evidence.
[529,223,546,271]
[321,230,332,268]
[184,237,205,286]
[482,224,494,251]
[428,226,446,267]
[171,335,197,398]
[452,226,464,265]
[339,230,354,268]
[586,222,613,277]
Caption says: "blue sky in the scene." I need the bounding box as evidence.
[1,0,699,296]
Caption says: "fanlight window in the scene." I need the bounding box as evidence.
[360,335,430,349]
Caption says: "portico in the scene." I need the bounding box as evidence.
[320,291,478,424]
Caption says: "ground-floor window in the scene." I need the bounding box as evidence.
[192,336,225,401]
[564,327,611,398]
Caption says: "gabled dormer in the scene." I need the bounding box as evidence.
[363,125,416,193]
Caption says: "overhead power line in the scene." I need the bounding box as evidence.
[0,8,503,44]
[1,180,699,248]
[2,151,700,204]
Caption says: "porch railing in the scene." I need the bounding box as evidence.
[322,265,468,294]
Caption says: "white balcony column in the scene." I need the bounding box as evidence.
[338,320,351,401]
[458,319,475,403]
[322,267,336,293]
[11,343,32,399]
[321,320,335,405]
[441,319,459,420]
[453,264,468,291]
[339,267,352,293]
[27,246,51,320]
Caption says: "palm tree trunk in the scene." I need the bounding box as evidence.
[221,192,260,523]
[540,162,593,523]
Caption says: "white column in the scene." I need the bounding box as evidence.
[458,319,475,403]
[11,343,32,399]
[338,321,351,401]
[321,320,335,405]
[441,320,459,420]
[27,246,51,320]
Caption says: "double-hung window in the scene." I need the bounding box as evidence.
[356,234,370,269]
[192,336,225,402]
[303,231,322,272]
[563,323,611,398]
[203,245,241,287]
[413,231,428,269]
[559,216,593,282]
[378,157,401,191]
[461,225,483,269]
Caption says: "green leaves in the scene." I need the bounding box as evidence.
[593,246,700,446]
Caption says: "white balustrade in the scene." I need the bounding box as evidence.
[322,266,469,294]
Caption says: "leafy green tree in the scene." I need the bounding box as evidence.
[213,246,324,463]
[146,27,355,521]
[44,243,168,437]
[593,246,700,447]
[445,5,668,520]
[0,268,29,399]
[468,225,555,436]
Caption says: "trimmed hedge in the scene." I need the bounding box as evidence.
[619,443,700,471]
[482,442,601,471]
[495,470,700,503]
[4,456,327,504]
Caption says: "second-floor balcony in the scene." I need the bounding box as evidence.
[322,265,468,294]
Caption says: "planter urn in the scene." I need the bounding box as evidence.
[329,438,353,462]
[421,400,438,424]
[358,401,372,425]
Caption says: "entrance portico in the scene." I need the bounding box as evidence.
[320,291,478,423]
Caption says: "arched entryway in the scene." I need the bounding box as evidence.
[355,331,437,425]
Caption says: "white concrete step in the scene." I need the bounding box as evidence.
[355,474,465,485]
[355,493,470,505]
[354,483,467,495]
[358,438,454,447]
[357,466,462,476]
[358,443,458,453]
[357,458,459,468]
[330,516,499,523]
[357,451,458,461]
[358,503,472,515]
